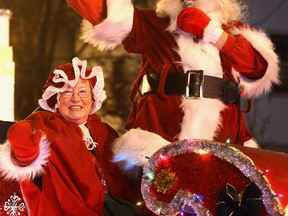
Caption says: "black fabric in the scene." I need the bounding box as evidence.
[141,72,240,104]
[216,182,263,216]
[0,120,15,144]
[104,194,143,216]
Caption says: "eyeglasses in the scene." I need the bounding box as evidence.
[61,89,91,98]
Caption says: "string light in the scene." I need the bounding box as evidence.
[225,138,231,145]
[262,169,270,176]
[141,155,150,159]
[159,154,168,161]
[196,149,208,155]
[268,194,285,199]
[144,171,154,182]
[136,201,143,206]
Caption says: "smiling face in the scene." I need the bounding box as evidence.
[58,78,93,125]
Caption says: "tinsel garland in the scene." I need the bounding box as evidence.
[141,139,284,216]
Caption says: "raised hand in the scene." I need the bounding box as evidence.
[8,121,42,166]
[177,7,211,38]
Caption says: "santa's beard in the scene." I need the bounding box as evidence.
[156,0,183,18]
[155,0,244,24]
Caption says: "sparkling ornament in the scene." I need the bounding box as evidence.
[154,169,178,194]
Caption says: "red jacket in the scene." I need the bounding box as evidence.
[1,111,139,216]
[123,9,268,145]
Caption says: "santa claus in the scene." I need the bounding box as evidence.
[66,0,279,159]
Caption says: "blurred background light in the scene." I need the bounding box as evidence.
[0,9,15,121]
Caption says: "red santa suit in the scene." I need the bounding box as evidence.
[66,0,279,146]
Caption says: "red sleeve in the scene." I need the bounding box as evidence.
[220,34,268,79]
[66,0,107,26]
[122,7,148,54]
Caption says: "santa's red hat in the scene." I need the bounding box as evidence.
[38,57,106,114]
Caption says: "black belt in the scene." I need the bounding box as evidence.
[140,70,240,104]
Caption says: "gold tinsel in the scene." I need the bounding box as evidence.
[154,169,178,194]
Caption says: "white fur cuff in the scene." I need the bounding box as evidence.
[203,20,224,44]
[243,138,259,148]
[112,128,170,171]
[0,137,50,181]
[81,0,134,50]
[230,28,280,98]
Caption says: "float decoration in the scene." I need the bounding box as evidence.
[141,139,286,216]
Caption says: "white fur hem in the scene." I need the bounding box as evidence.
[112,128,170,171]
[231,27,280,98]
[0,136,50,181]
[81,0,134,50]
[179,97,226,140]
[243,138,259,148]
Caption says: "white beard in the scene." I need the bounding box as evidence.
[156,0,222,21]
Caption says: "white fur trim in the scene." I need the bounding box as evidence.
[0,136,50,181]
[230,27,280,98]
[156,0,183,32]
[159,0,243,26]
[285,205,288,216]
[112,128,170,170]
[156,0,183,19]
[203,20,224,44]
[179,97,226,140]
[81,0,134,50]
[243,138,259,148]
[176,23,225,141]
[176,34,222,77]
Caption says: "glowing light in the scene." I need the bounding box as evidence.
[262,169,270,175]
[0,60,15,121]
[196,149,208,155]
[136,201,142,206]
[0,9,12,46]
[271,194,284,198]
[226,138,231,145]
[159,154,168,161]
[144,171,154,181]
[155,208,162,215]
[0,9,15,121]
